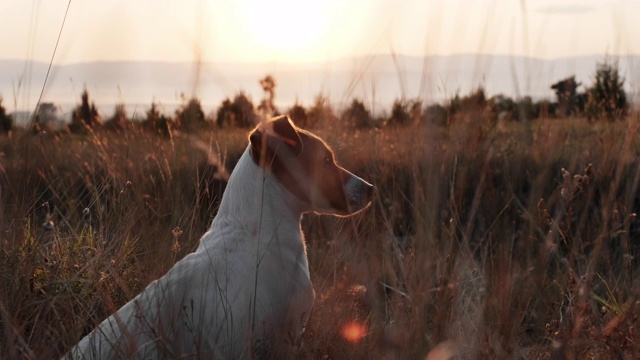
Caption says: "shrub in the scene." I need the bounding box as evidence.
[487,94,517,121]
[307,95,336,129]
[33,102,59,133]
[215,92,257,128]
[585,59,628,121]
[142,101,174,138]
[387,98,421,126]
[176,96,206,132]
[0,98,13,134]
[70,89,102,133]
[533,99,557,119]
[287,102,310,128]
[103,103,130,131]
[445,88,488,126]
[551,76,582,117]
[424,103,447,126]
[515,96,536,121]
[342,99,372,129]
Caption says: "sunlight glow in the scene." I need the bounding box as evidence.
[2,0,637,65]
[244,0,328,56]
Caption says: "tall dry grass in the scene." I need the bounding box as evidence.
[1,114,639,359]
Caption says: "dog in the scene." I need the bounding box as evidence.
[65,115,374,359]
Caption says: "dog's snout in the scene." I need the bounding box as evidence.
[364,182,375,202]
[341,174,374,214]
[353,177,374,198]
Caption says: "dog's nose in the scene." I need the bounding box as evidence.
[364,182,375,202]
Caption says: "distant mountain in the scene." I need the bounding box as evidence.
[1,54,637,124]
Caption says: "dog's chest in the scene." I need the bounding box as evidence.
[255,233,313,302]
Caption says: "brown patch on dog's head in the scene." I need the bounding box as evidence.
[249,115,302,168]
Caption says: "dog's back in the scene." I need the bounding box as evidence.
[66,116,373,359]
[69,251,244,358]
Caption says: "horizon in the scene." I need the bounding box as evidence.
[2,1,639,122]
[4,53,639,126]
[7,49,640,65]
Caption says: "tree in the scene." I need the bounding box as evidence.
[424,103,447,126]
[516,96,536,121]
[585,59,628,121]
[534,99,557,119]
[287,102,309,128]
[216,99,234,128]
[34,102,58,133]
[104,103,129,131]
[460,87,487,111]
[487,94,517,122]
[176,96,205,132]
[389,99,410,126]
[215,92,257,128]
[551,76,582,117]
[147,101,161,123]
[0,98,12,135]
[307,95,336,128]
[232,92,257,127]
[70,88,102,132]
[387,98,421,126]
[342,99,372,128]
[443,87,488,126]
[143,101,173,137]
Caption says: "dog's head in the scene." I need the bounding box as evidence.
[249,115,374,216]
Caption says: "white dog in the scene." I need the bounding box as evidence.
[65,116,374,359]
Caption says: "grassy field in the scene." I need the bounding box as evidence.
[1,114,640,359]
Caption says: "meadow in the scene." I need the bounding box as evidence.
[1,112,639,359]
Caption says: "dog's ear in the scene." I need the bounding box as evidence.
[249,116,302,167]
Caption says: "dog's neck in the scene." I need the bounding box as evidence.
[202,147,307,252]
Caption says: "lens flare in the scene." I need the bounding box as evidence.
[340,321,366,343]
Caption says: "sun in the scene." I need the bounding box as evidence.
[244,0,328,58]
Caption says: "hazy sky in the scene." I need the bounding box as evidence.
[2,0,638,64]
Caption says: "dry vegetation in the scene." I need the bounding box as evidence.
[1,113,640,359]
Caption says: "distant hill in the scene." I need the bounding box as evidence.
[1,54,637,125]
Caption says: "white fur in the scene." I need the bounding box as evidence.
[66,142,371,359]
[66,147,314,359]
